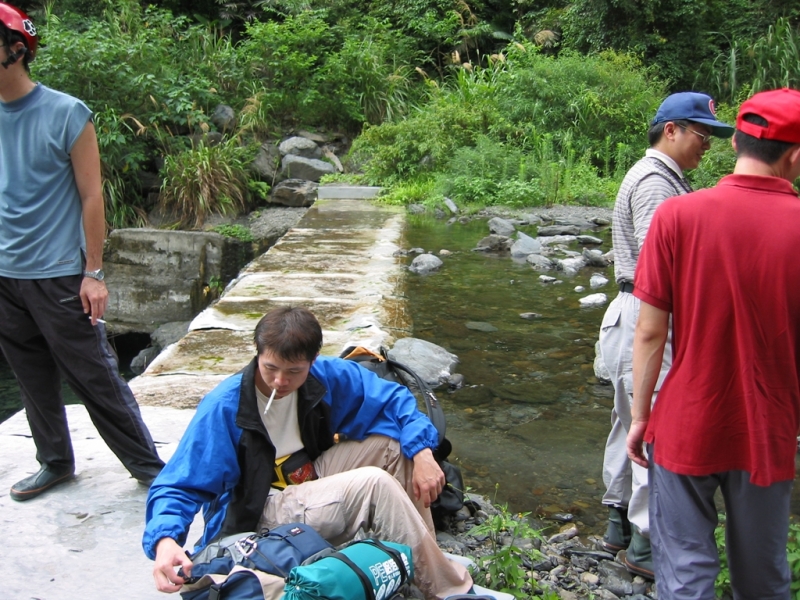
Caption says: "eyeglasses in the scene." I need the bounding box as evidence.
[676,124,712,144]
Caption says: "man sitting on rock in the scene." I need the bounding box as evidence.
[143,306,472,600]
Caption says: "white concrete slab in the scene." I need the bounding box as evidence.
[317,185,382,199]
[1,405,200,600]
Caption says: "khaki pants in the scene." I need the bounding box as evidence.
[257,436,472,600]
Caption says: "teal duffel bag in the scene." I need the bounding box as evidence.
[283,538,413,600]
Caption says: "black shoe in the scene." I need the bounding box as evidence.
[600,505,632,553]
[10,466,75,502]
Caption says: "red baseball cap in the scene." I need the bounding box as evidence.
[736,88,800,144]
[0,2,37,60]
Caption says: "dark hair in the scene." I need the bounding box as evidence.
[647,119,691,146]
[254,306,322,362]
[733,113,795,164]
[0,22,31,72]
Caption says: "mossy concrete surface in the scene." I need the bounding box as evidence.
[130,198,412,409]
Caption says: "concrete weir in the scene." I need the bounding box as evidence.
[1,195,411,599]
[130,196,410,409]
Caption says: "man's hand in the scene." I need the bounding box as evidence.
[80,277,108,326]
[412,447,444,507]
[153,537,192,593]
[626,419,649,468]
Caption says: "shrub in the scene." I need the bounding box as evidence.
[158,139,252,228]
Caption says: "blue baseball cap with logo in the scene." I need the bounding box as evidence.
[651,92,735,138]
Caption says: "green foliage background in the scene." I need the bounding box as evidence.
[14,0,800,224]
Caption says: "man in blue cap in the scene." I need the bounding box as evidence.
[597,92,733,577]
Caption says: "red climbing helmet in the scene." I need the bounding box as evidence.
[0,2,37,61]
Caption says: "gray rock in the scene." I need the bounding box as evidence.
[538,224,581,236]
[321,147,343,172]
[473,235,512,253]
[598,560,633,597]
[574,286,585,292]
[579,293,608,307]
[151,321,190,350]
[279,136,322,159]
[297,130,329,143]
[592,217,611,226]
[604,248,615,263]
[388,338,459,389]
[557,256,588,276]
[520,312,542,320]
[269,179,318,207]
[594,340,611,383]
[520,213,543,226]
[488,217,516,237]
[555,218,595,230]
[583,248,610,267]
[592,590,622,600]
[188,131,224,147]
[130,346,160,375]
[280,155,335,182]
[407,204,426,215]
[538,234,578,246]
[527,254,553,271]
[443,197,459,214]
[510,231,542,258]
[577,235,603,245]
[448,373,465,390]
[539,275,557,283]
[465,321,498,332]
[250,142,281,184]
[211,104,236,132]
[547,525,579,544]
[408,253,443,275]
[590,274,609,288]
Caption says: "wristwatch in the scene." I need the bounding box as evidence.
[83,269,105,281]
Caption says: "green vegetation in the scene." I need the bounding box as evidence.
[22,0,800,226]
[212,224,256,242]
[715,516,800,598]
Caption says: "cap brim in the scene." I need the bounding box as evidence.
[689,118,735,138]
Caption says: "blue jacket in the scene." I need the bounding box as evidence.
[142,355,439,559]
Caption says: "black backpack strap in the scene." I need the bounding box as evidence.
[383,358,446,445]
[328,552,375,600]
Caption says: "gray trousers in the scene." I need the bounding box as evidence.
[0,275,163,480]
[650,459,792,600]
[599,291,672,534]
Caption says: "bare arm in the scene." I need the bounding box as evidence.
[626,301,669,468]
[71,122,108,325]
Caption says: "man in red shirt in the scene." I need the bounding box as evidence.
[627,88,800,599]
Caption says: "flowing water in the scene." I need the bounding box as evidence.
[402,215,614,534]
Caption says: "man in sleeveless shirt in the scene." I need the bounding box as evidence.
[0,3,163,501]
[597,93,733,577]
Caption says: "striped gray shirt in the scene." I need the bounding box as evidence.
[612,153,692,284]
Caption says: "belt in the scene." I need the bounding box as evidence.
[619,282,634,293]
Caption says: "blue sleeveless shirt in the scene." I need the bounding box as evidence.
[0,84,92,278]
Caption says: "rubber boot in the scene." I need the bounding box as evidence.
[623,528,654,580]
[601,506,631,553]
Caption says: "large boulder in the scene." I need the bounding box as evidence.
[250,142,281,183]
[279,136,323,159]
[269,179,318,207]
[538,224,581,236]
[488,217,516,237]
[388,338,459,389]
[280,155,335,182]
[409,253,443,275]
[473,234,512,253]
[211,104,236,132]
[510,231,542,258]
